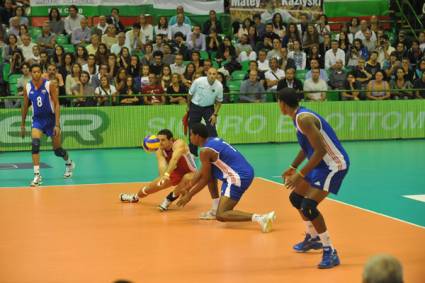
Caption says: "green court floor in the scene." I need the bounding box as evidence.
[1,140,424,227]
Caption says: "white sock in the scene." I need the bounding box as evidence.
[305,221,318,238]
[318,231,334,250]
[65,159,72,166]
[211,198,219,211]
[34,165,40,174]
[251,213,262,223]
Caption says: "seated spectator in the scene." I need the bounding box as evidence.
[253,13,266,39]
[401,57,415,82]
[407,40,422,68]
[415,59,425,80]
[320,33,332,54]
[64,5,85,35]
[395,42,407,59]
[75,45,88,66]
[38,21,56,55]
[383,51,401,81]
[5,62,27,108]
[366,71,391,100]
[306,59,329,82]
[182,62,196,88]
[240,70,266,102]
[18,34,35,62]
[71,18,91,45]
[288,40,307,70]
[14,6,28,26]
[139,14,154,44]
[303,24,320,51]
[106,8,124,33]
[86,34,100,56]
[95,75,118,105]
[325,40,345,70]
[2,34,20,63]
[170,53,186,75]
[92,64,110,88]
[353,59,371,89]
[28,45,41,65]
[316,14,331,40]
[82,54,99,83]
[72,71,96,107]
[140,65,151,88]
[271,13,286,38]
[120,76,140,106]
[247,25,258,50]
[347,46,361,69]
[111,32,130,55]
[362,30,376,53]
[92,15,108,37]
[191,51,204,72]
[342,72,361,100]
[128,55,141,81]
[167,73,188,104]
[376,34,395,66]
[216,71,230,100]
[353,38,369,60]
[65,63,82,96]
[355,19,377,42]
[95,43,109,66]
[60,53,75,80]
[154,16,169,37]
[255,33,273,54]
[414,71,425,98]
[168,13,191,41]
[306,44,324,69]
[303,68,328,101]
[102,24,118,49]
[150,50,164,76]
[236,34,256,62]
[203,10,222,35]
[419,31,425,52]
[206,27,222,53]
[106,53,119,79]
[186,25,206,52]
[160,65,172,89]
[244,60,265,84]
[114,68,127,94]
[237,18,253,41]
[364,51,381,79]
[142,73,165,105]
[141,43,154,65]
[267,38,283,60]
[329,59,347,90]
[391,67,414,99]
[265,57,285,92]
[168,5,192,26]
[153,34,165,53]
[118,47,131,69]
[362,254,403,283]
[277,67,303,98]
[257,49,270,72]
[125,23,143,53]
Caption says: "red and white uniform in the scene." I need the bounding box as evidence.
[162,142,196,186]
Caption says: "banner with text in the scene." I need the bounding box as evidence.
[229,0,323,24]
[1,100,424,152]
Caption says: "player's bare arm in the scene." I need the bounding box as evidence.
[177,149,213,207]
[286,114,327,189]
[50,81,61,136]
[20,85,29,138]
[155,149,168,176]
[282,149,306,184]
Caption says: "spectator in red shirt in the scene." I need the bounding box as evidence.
[142,73,165,105]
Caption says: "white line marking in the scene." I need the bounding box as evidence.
[0,180,151,190]
[257,177,425,229]
[403,194,425,203]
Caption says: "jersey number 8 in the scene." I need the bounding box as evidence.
[36,96,43,107]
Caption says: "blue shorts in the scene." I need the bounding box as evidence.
[305,167,349,195]
[221,175,254,201]
[32,116,55,137]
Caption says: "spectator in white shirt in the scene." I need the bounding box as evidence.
[303,68,328,101]
[236,34,256,62]
[125,23,143,53]
[64,5,85,35]
[111,32,131,55]
[325,40,345,69]
[257,49,270,72]
[186,25,206,51]
[170,53,186,75]
[265,57,285,91]
[18,34,35,61]
[355,19,377,42]
[155,16,169,37]
[168,13,192,40]
[92,15,108,37]
[139,14,153,44]
[71,18,91,45]
[377,34,395,66]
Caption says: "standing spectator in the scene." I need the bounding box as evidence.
[366,71,391,100]
[92,15,108,37]
[186,25,206,52]
[288,40,307,70]
[37,21,56,55]
[155,16,169,37]
[168,13,191,40]
[71,18,91,45]
[167,73,188,104]
[142,73,165,105]
[139,15,154,44]
[111,32,130,55]
[414,71,425,98]
[95,75,118,105]
[362,254,403,283]
[187,68,223,155]
[170,53,186,75]
[265,57,285,92]
[325,40,345,70]
[303,68,328,101]
[72,71,95,107]
[203,10,222,35]
[239,70,266,102]
[64,5,85,35]
[277,67,303,93]
[106,8,124,33]
[342,72,361,100]
[120,76,140,106]
[48,8,65,35]
[328,59,347,90]
[86,34,100,56]
[102,24,118,49]
[168,5,192,26]
[125,23,143,53]
[391,67,414,99]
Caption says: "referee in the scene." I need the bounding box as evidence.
[188,68,223,156]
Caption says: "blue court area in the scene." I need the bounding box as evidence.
[1,139,424,227]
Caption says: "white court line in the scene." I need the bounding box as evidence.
[403,194,425,203]
[257,177,425,229]
[0,180,150,190]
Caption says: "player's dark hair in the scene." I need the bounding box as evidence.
[157,129,173,140]
[30,64,42,71]
[191,123,209,139]
[278,88,299,108]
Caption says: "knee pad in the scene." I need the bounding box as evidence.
[31,138,40,154]
[301,198,320,221]
[289,191,304,209]
[54,147,67,158]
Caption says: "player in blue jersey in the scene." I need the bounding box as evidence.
[278,88,350,269]
[20,64,75,187]
[177,123,276,233]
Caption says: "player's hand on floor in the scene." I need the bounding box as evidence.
[285,173,303,190]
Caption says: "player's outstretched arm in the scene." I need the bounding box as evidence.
[177,149,212,207]
[20,85,29,138]
[155,149,168,176]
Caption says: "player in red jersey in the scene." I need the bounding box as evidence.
[120,129,197,211]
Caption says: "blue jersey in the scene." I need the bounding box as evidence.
[27,79,54,119]
[203,138,254,185]
[294,107,350,171]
